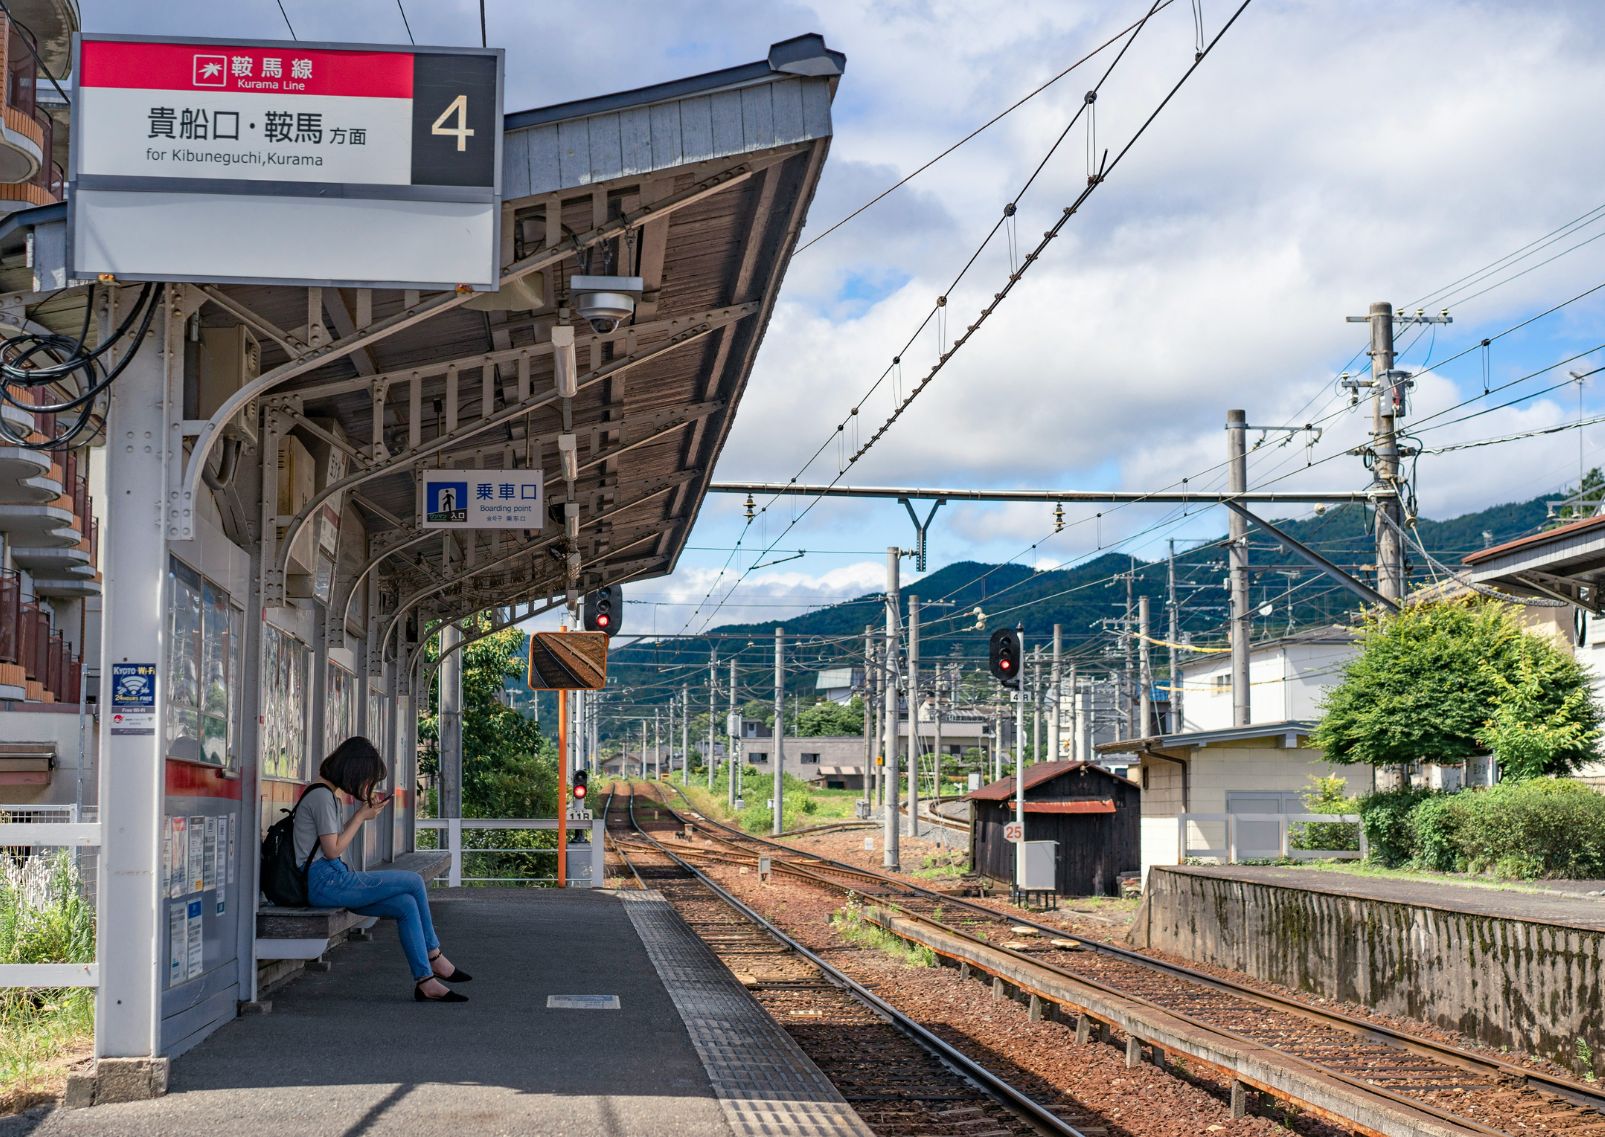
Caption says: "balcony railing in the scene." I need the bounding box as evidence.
[0,569,18,664]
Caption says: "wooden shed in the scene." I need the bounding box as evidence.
[968,761,1140,896]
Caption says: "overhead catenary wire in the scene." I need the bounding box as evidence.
[792,0,1180,256]
[274,0,298,39]
[395,0,416,44]
[683,0,1251,636]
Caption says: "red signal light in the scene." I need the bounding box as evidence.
[573,782,587,799]
[596,613,610,627]
[1000,659,1011,670]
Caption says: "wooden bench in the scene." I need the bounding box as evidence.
[256,851,454,960]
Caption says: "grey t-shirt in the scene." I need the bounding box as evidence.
[292,785,343,868]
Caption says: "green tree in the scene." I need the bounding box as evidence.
[796,696,864,737]
[1315,597,1601,777]
[1550,466,1605,526]
[420,622,557,818]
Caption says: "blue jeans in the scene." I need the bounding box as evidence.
[307,859,439,982]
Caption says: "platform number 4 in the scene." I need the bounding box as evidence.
[431,94,475,152]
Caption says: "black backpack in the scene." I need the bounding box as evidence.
[259,784,335,907]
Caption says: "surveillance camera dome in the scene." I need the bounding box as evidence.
[570,274,644,337]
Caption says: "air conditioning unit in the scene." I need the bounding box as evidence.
[197,326,262,447]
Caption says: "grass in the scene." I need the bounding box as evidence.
[910,849,968,880]
[830,899,936,968]
[1,850,96,1112]
[1265,858,1586,896]
[680,767,866,835]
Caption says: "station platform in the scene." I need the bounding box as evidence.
[2,890,871,1137]
[1161,863,1605,930]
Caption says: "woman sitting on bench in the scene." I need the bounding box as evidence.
[296,736,473,1003]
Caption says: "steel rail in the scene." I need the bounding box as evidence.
[654,782,1605,1120]
[619,785,1091,1137]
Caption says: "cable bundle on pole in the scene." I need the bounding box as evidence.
[0,283,164,450]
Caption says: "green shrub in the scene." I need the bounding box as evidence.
[1357,786,1436,867]
[1290,775,1361,853]
[1451,778,1605,879]
[1408,793,1468,873]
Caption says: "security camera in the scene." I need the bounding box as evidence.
[570,275,643,335]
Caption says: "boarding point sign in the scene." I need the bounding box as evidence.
[420,469,543,529]
[69,36,504,289]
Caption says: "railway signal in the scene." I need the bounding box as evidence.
[572,769,589,802]
[988,628,1021,689]
[584,585,621,635]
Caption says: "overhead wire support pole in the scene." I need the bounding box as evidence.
[863,625,875,816]
[899,497,946,572]
[1050,624,1062,761]
[1138,596,1153,737]
[707,656,717,790]
[773,628,785,836]
[1219,502,1396,609]
[682,685,690,786]
[906,595,920,839]
[883,547,901,871]
[727,658,738,810]
[1226,409,1251,727]
[1167,540,1182,732]
[709,483,1368,505]
[1013,623,1027,890]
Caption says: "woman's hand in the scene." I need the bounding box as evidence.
[356,792,391,821]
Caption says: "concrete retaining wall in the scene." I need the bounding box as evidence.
[1135,866,1605,1078]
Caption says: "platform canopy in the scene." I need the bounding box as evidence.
[1464,512,1605,614]
[5,33,844,645]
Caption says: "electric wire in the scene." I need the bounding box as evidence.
[395,0,416,44]
[793,0,1180,255]
[274,0,297,39]
[682,0,1250,636]
[0,284,165,450]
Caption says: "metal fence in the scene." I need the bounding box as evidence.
[0,804,101,989]
[1178,812,1367,863]
[415,818,605,887]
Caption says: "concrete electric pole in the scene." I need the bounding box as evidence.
[1138,595,1153,737]
[727,658,738,809]
[883,547,901,870]
[1049,624,1062,761]
[773,627,785,836]
[1227,408,1251,727]
[906,595,919,838]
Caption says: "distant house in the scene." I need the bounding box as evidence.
[1174,627,1358,733]
[968,761,1140,896]
[1100,721,1369,883]
[814,667,863,704]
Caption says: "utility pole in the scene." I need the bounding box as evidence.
[727,658,738,809]
[1369,301,1406,601]
[773,627,785,836]
[1049,624,1062,761]
[1123,566,1138,736]
[639,720,647,780]
[906,595,919,839]
[1067,664,1080,762]
[863,625,876,815]
[991,700,1002,782]
[1167,540,1182,733]
[707,656,716,789]
[883,547,901,871]
[932,662,944,805]
[1227,408,1251,727]
[1029,648,1041,763]
[666,694,674,783]
[1013,623,1026,888]
[1138,595,1153,737]
[654,708,661,781]
[681,685,690,784]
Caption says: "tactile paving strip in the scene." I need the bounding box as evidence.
[620,891,876,1137]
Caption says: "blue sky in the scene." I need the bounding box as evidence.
[83,1,1605,633]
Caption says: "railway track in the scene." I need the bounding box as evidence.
[602,783,1104,1137]
[641,780,1605,1137]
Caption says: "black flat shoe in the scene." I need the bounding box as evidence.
[414,978,468,1003]
[429,950,472,983]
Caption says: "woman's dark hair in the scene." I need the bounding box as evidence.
[320,736,386,799]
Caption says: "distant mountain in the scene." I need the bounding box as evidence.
[603,494,1554,711]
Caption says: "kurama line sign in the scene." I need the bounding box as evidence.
[68,35,503,290]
